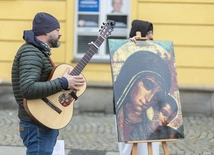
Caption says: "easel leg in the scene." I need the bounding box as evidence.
[147,142,153,155]
[162,141,169,155]
[131,143,137,155]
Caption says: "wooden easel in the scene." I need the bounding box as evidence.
[134,31,148,41]
[129,139,176,155]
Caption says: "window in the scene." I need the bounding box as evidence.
[74,0,130,62]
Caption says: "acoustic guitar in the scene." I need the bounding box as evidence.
[24,20,116,129]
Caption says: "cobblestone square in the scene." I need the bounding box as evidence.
[0,110,214,154]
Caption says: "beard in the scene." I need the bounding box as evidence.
[48,36,60,48]
[49,39,60,48]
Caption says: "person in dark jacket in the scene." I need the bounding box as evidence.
[11,12,85,155]
[114,20,161,155]
[114,51,171,155]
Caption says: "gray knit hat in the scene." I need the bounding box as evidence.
[32,12,60,36]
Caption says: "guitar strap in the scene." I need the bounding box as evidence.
[47,56,56,67]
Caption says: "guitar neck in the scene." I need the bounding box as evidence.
[70,36,105,76]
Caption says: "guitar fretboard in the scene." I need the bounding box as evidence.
[70,36,105,76]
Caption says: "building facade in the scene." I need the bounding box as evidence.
[0,0,214,115]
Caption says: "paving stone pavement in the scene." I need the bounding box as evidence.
[1,109,214,155]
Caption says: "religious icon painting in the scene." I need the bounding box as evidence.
[108,39,185,142]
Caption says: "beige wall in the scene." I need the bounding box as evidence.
[131,0,214,86]
[0,0,213,87]
[0,0,67,79]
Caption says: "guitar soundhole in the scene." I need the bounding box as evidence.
[58,93,74,107]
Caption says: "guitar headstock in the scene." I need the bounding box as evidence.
[99,20,116,39]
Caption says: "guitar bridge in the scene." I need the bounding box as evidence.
[41,98,62,114]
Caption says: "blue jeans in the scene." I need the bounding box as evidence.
[19,120,59,155]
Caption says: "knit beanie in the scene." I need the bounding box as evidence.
[32,12,60,36]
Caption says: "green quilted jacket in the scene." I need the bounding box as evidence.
[11,30,63,122]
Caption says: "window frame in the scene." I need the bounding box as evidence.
[73,0,130,62]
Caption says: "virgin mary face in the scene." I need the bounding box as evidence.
[129,75,164,115]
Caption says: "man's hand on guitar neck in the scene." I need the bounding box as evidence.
[60,67,85,91]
